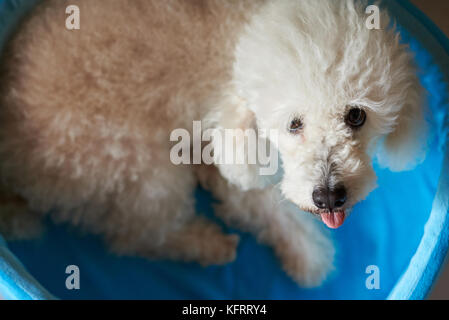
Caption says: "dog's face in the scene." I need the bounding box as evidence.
[276,101,377,228]
[232,1,427,228]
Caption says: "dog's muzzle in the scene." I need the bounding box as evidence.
[312,184,347,229]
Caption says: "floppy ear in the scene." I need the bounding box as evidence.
[206,95,280,191]
[376,83,428,172]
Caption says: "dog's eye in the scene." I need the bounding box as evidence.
[345,108,366,128]
[289,118,304,134]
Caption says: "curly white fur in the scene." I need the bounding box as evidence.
[0,0,426,287]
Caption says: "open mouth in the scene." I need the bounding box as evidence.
[299,206,348,229]
[320,211,346,229]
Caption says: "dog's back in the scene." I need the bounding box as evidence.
[0,0,256,216]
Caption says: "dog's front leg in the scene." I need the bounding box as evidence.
[197,165,335,287]
[104,164,239,266]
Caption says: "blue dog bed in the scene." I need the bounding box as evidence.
[0,0,448,300]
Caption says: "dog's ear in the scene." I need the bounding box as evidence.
[376,83,428,172]
[206,95,280,191]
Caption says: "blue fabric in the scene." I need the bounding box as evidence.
[383,0,449,300]
[0,234,54,299]
[0,0,448,300]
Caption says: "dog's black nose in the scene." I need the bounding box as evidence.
[312,185,347,211]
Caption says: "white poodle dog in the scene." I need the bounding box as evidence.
[0,0,426,287]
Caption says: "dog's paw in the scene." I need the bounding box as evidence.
[280,238,334,287]
[109,220,240,267]
[197,233,240,266]
[276,216,335,287]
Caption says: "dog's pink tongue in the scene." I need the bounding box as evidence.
[320,211,346,229]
